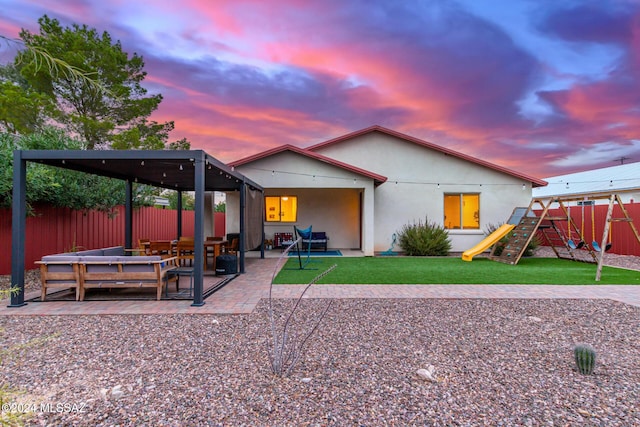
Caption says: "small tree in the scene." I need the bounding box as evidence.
[397,216,451,256]
[14,15,175,149]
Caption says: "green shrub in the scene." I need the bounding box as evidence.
[397,217,451,256]
[484,222,539,257]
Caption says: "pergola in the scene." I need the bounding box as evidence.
[10,149,264,308]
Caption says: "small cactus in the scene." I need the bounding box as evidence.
[574,344,596,375]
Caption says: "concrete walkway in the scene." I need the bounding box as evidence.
[1,257,638,316]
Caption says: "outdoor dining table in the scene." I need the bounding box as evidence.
[137,239,228,270]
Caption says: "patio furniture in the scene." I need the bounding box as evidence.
[148,240,174,258]
[37,257,81,301]
[205,238,228,271]
[166,266,194,297]
[176,240,195,266]
[302,232,329,251]
[78,255,177,301]
[206,236,223,267]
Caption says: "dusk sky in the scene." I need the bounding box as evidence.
[1,0,639,177]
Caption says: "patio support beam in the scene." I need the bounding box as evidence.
[239,181,246,273]
[125,180,133,250]
[9,150,27,307]
[177,190,183,240]
[260,189,265,260]
[191,154,205,306]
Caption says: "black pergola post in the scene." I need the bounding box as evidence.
[239,181,246,274]
[177,190,183,240]
[191,153,205,306]
[125,180,133,250]
[9,150,27,307]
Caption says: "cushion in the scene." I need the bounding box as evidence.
[117,256,161,262]
[102,246,125,256]
[41,255,80,263]
[76,249,103,256]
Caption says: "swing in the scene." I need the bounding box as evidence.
[591,202,613,252]
[576,201,585,249]
[567,203,584,249]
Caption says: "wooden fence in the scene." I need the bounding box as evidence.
[536,202,640,256]
[0,205,225,274]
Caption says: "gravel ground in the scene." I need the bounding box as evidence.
[0,298,639,426]
[1,251,639,425]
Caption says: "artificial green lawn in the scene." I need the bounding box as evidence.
[273,257,640,285]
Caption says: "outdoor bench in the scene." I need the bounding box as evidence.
[37,246,177,301]
[274,231,329,251]
[78,256,177,301]
[303,232,329,251]
[37,245,127,301]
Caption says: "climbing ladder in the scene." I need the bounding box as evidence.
[491,200,546,265]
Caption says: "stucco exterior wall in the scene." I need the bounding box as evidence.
[234,151,376,254]
[312,132,534,252]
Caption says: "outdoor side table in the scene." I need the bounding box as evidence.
[166,266,194,297]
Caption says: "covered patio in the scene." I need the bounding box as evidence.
[9,149,263,308]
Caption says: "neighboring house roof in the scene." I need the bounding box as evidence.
[229,144,388,186]
[307,125,547,187]
[533,162,640,198]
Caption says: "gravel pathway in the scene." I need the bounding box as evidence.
[1,298,639,426]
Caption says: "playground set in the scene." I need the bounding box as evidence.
[462,192,640,281]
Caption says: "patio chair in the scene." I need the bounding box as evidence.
[148,240,173,259]
[205,236,223,267]
[136,238,150,255]
[176,240,195,267]
[226,237,239,255]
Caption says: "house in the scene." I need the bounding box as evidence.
[227,125,547,255]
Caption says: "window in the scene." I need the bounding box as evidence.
[265,196,298,222]
[444,193,479,229]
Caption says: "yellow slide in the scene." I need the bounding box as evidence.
[461,223,515,262]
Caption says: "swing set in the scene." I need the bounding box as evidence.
[492,192,640,280]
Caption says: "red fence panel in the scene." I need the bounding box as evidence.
[0,204,227,274]
[536,201,640,256]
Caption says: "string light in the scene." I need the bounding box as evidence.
[243,166,562,188]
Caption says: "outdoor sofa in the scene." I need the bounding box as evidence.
[274,231,329,251]
[37,246,177,301]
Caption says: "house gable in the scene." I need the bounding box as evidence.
[229,144,387,187]
[307,125,547,188]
